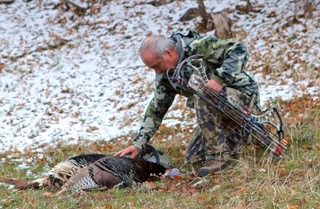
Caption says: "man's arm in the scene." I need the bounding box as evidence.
[214,43,249,85]
[188,35,249,86]
[115,81,176,158]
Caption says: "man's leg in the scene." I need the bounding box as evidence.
[193,87,258,176]
[192,94,233,177]
[186,125,206,164]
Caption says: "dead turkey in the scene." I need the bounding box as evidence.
[56,155,167,195]
[12,145,171,194]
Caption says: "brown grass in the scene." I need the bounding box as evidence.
[0,95,319,209]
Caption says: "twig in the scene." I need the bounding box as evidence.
[0,0,15,4]
[61,0,87,10]
[61,0,87,15]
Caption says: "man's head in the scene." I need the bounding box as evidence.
[139,35,179,74]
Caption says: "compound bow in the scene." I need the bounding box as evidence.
[187,74,290,159]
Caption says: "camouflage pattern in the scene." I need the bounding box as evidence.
[186,87,259,163]
[133,31,260,162]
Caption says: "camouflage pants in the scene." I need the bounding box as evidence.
[186,87,259,163]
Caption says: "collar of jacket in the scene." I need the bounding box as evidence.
[171,33,185,63]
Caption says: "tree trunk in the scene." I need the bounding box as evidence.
[197,0,207,20]
[209,10,232,38]
[179,0,233,38]
[195,0,209,32]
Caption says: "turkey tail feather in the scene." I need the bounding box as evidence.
[15,154,107,190]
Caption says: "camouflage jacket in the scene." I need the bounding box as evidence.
[133,31,260,151]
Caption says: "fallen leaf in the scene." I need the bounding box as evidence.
[0,63,6,73]
[141,181,156,190]
[12,152,21,158]
[287,205,298,209]
[42,192,55,198]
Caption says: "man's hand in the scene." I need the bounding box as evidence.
[206,79,223,94]
[114,146,139,159]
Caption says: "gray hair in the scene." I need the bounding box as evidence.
[138,35,176,58]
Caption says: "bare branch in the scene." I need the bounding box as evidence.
[0,0,15,4]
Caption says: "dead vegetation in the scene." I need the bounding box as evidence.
[0,95,319,208]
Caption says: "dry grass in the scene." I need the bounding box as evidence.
[0,95,319,209]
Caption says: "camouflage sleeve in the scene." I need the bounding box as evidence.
[214,43,249,85]
[133,81,176,152]
[188,35,249,86]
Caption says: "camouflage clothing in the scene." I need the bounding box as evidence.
[133,31,260,162]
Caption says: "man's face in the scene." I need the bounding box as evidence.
[141,49,178,75]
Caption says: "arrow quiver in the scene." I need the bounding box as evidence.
[187,74,290,159]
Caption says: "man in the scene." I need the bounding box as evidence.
[115,31,260,177]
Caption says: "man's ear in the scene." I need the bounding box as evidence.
[165,49,175,58]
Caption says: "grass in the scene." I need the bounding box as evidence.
[0,95,319,209]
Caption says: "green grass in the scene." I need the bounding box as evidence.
[1,96,319,209]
